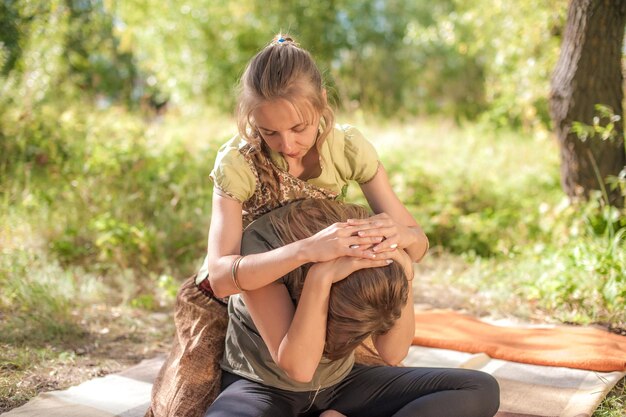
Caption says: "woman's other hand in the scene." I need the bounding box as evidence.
[308,255,392,284]
[386,248,414,281]
[301,221,385,263]
[346,213,419,254]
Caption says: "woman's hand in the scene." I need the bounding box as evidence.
[346,213,419,254]
[307,255,393,284]
[301,221,387,263]
[386,248,415,280]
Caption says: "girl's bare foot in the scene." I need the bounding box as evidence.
[319,410,347,417]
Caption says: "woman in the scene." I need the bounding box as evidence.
[206,199,500,417]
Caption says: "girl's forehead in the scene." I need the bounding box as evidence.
[253,98,318,128]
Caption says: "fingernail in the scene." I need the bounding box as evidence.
[386,259,393,264]
[349,244,360,249]
[390,243,398,249]
[358,231,364,236]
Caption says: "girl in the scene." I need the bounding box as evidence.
[147,34,429,417]
[206,199,500,417]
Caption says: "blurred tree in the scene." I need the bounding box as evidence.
[550,0,626,207]
[0,1,142,106]
[0,1,577,127]
[63,0,138,104]
[401,0,486,119]
[0,0,23,76]
[331,1,413,114]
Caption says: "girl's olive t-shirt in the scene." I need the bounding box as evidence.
[220,205,355,391]
[210,124,380,202]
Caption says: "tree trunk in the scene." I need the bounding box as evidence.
[550,0,626,207]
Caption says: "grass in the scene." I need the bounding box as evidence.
[596,378,626,417]
[1,104,624,415]
[0,304,175,412]
[0,346,59,407]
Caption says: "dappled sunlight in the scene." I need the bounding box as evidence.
[1,0,623,414]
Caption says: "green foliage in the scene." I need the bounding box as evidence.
[456,0,567,129]
[572,104,626,209]
[371,118,624,323]
[129,294,158,310]
[516,231,625,322]
[90,214,156,269]
[380,122,562,257]
[1,0,569,122]
[0,1,22,75]
[419,184,626,324]
[1,98,217,276]
[0,0,141,108]
[0,99,218,345]
[0,251,85,344]
[62,0,137,101]
[572,104,622,143]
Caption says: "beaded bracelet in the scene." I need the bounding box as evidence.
[231,255,245,292]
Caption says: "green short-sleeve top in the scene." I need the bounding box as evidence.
[195,124,379,285]
[220,205,355,391]
[210,124,380,203]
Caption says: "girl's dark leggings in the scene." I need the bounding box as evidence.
[204,364,500,417]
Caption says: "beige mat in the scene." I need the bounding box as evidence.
[406,345,625,417]
[3,347,623,417]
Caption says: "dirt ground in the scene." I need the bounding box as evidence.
[0,304,175,413]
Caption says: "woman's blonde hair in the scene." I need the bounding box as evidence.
[268,199,409,361]
[236,34,335,148]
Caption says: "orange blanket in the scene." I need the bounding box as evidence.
[412,310,626,372]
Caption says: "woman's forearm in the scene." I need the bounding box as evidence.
[208,238,311,298]
[404,226,429,263]
[261,256,398,382]
[373,254,416,364]
[276,273,332,382]
[373,284,415,365]
[359,165,429,263]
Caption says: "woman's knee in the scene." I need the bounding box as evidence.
[205,396,292,417]
[438,369,499,416]
[469,371,500,416]
[206,378,297,417]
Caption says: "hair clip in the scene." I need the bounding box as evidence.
[271,35,293,46]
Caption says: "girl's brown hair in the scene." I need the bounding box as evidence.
[268,199,409,361]
[236,35,335,147]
